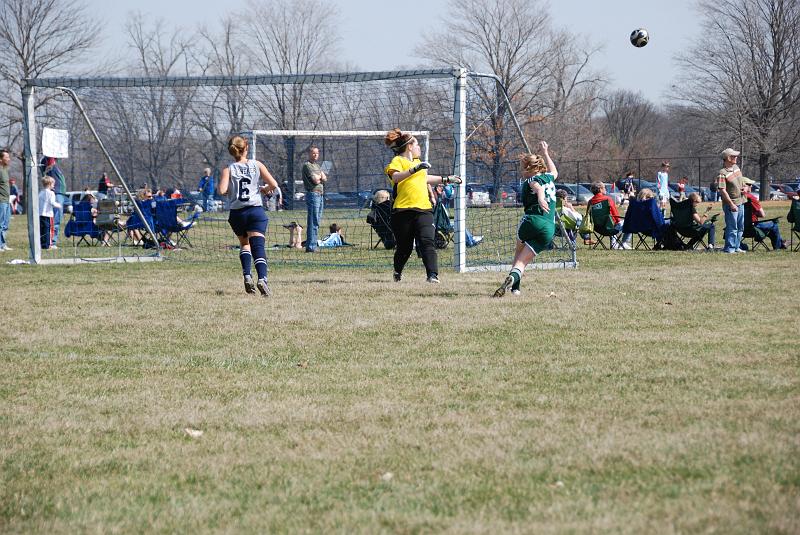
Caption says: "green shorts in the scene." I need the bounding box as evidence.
[517,215,554,254]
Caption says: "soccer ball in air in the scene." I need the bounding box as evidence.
[630,28,649,47]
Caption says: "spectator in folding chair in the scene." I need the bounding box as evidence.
[95,197,121,246]
[154,198,198,248]
[587,181,631,249]
[621,188,668,250]
[555,189,582,243]
[687,192,718,250]
[125,189,157,247]
[63,198,101,247]
[366,189,395,250]
[668,197,712,250]
[741,177,786,250]
[788,190,800,251]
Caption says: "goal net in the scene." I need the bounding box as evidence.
[20,69,577,271]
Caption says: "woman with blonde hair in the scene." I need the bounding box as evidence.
[383,128,461,283]
[636,188,656,201]
[494,141,558,297]
[218,135,279,296]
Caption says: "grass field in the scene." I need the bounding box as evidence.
[1,208,799,533]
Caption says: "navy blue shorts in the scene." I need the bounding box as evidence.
[228,205,268,236]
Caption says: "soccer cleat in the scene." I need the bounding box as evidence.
[243,274,256,294]
[511,289,521,296]
[393,271,402,282]
[257,278,271,297]
[493,275,513,298]
[426,275,440,284]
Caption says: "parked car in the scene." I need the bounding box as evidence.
[325,191,361,208]
[580,182,623,205]
[498,184,518,205]
[465,184,491,207]
[63,190,97,213]
[668,183,698,199]
[555,183,592,205]
[773,184,798,199]
[187,190,223,212]
[750,184,786,201]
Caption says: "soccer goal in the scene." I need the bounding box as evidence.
[20,69,577,271]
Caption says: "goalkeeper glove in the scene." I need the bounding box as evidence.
[442,175,463,185]
[409,161,431,174]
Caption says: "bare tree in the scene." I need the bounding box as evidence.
[602,90,659,160]
[194,17,253,178]
[674,0,800,199]
[416,0,607,194]
[120,13,197,186]
[0,0,100,151]
[244,0,340,207]
[415,0,552,197]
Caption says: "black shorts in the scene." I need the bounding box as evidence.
[228,205,268,236]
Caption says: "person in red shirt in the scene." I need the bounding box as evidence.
[742,177,786,249]
[588,181,632,249]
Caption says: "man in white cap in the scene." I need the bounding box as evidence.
[717,148,745,253]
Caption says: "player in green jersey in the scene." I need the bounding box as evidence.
[493,141,558,297]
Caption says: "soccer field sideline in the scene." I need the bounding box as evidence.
[1,250,797,532]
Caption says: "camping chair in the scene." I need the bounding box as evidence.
[95,198,121,245]
[155,199,197,248]
[788,198,800,251]
[668,198,708,250]
[588,199,621,249]
[366,199,395,249]
[621,197,667,250]
[63,200,100,246]
[742,201,779,251]
[433,199,454,249]
[556,198,578,243]
[123,199,157,247]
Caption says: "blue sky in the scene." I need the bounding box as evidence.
[85,0,699,105]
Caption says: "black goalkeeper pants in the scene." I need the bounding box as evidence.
[391,209,438,277]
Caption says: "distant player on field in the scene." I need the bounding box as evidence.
[218,135,278,297]
[493,141,558,297]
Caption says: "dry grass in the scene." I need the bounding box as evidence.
[0,225,799,533]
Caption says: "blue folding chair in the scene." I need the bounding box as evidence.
[621,197,667,250]
[155,199,197,247]
[124,199,157,247]
[64,201,100,246]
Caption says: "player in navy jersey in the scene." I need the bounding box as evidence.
[218,135,279,296]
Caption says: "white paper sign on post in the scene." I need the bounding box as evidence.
[42,128,70,158]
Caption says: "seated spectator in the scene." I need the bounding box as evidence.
[688,192,717,250]
[283,221,304,249]
[433,183,481,246]
[742,177,786,249]
[556,189,584,242]
[588,181,632,249]
[637,187,656,201]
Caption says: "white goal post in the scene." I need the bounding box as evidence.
[20,68,575,271]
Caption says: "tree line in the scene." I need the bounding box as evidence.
[1,0,798,201]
